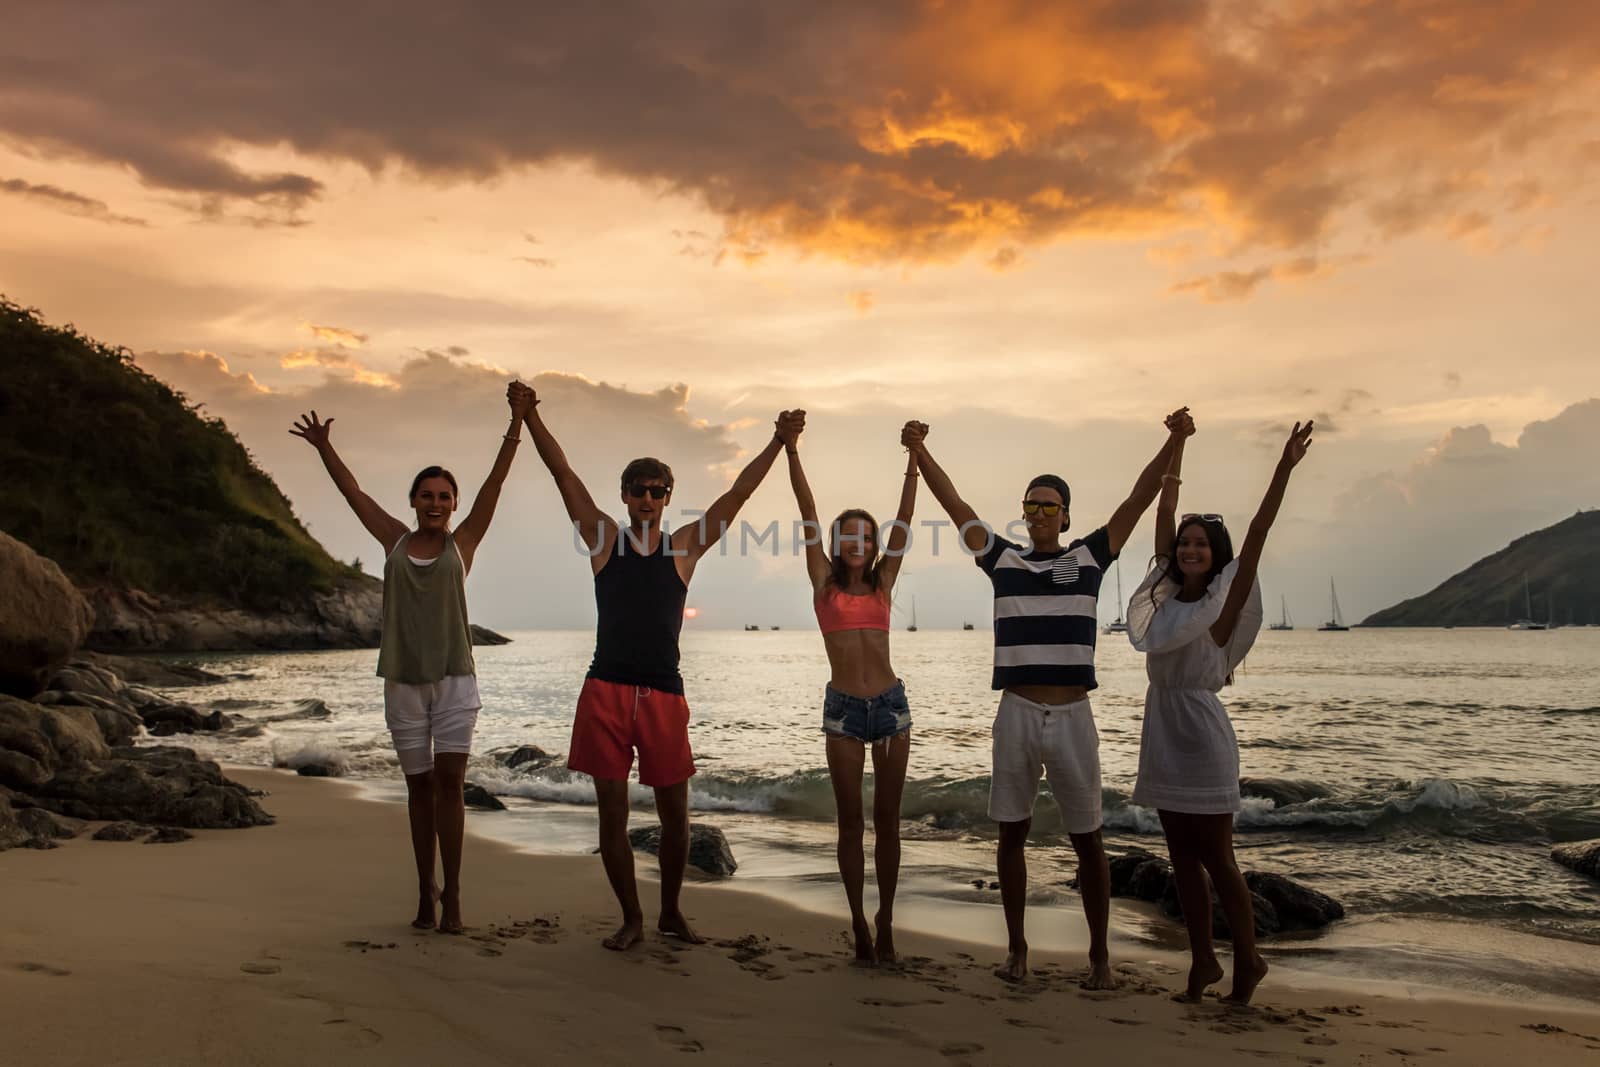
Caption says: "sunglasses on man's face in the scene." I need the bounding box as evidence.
[1021,500,1062,516]
[627,484,670,500]
[1182,513,1225,524]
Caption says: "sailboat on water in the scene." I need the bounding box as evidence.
[1269,595,1294,631]
[1507,575,1546,631]
[1102,561,1129,635]
[1318,579,1349,632]
[906,594,918,633]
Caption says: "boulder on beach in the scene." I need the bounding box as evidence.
[1551,839,1600,880]
[295,763,340,778]
[93,821,152,842]
[628,823,738,877]
[0,531,96,697]
[15,806,83,841]
[0,696,111,790]
[1106,848,1344,939]
[144,826,195,844]
[463,783,506,811]
[33,689,145,747]
[34,746,274,829]
[82,651,226,687]
[0,796,31,850]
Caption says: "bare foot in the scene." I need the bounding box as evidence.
[851,917,877,965]
[1181,956,1225,1001]
[994,943,1028,982]
[437,888,464,935]
[412,884,440,930]
[1082,956,1119,990]
[657,911,706,945]
[1223,952,1269,1005]
[874,912,896,964]
[603,917,645,951]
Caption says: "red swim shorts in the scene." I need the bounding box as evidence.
[567,677,696,788]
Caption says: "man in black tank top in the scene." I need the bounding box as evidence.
[516,381,795,951]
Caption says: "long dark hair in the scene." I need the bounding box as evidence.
[827,508,884,593]
[409,465,459,501]
[1149,515,1239,681]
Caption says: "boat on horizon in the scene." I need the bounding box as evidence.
[1102,561,1129,635]
[1508,574,1546,631]
[1270,594,1294,631]
[907,594,918,632]
[1319,579,1350,632]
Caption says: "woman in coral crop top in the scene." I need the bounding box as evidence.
[779,410,918,965]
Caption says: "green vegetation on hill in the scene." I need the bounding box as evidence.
[1362,510,1600,627]
[0,298,356,609]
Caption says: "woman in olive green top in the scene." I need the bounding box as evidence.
[291,384,531,933]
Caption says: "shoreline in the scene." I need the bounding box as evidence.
[8,768,1598,1066]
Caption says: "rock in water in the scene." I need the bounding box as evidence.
[93,821,152,842]
[1244,871,1346,931]
[1552,839,1600,879]
[628,823,738,877]
[463,783,506,811]
[34,746,273,829]
[0,532,95,697]
[497,745,555,770]
[295,764,339,778]
[469,625,512,645]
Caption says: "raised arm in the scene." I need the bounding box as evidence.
[877,438,920,589]
[1153,410,1195,560]
[1105,407,1191,557]
[521,385,614,553]
[452,383,534,569]
[290,411,408,555]
[902,421,987,552]
[1211,420,1314,647]
[780,411,830,591]
[674,413,789,562]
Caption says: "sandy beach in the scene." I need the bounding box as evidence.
[1,769,1596,1066]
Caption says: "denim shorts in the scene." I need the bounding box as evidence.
[822,680,912,744]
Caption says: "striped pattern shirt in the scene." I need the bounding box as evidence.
[977,527,1116,691]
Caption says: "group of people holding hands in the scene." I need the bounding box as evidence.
[293,383,1313,1005]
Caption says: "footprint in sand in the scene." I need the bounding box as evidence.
[17,962,71,977]
[240,961,282,975]
[939,1043,984,1058]
[341,940,398,953]
[654,1024,704,1053]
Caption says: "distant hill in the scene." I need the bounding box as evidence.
[1362,510,1600,627]
[0,298,357,607]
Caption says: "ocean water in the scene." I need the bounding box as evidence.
[158,627,1600,998]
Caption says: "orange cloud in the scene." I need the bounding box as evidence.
[300,322,367,348]
[280,348,395,387]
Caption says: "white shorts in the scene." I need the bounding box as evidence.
[988,691,1102,833]
[383,675,481,776]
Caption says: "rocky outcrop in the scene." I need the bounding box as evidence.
[85,579,385,653]
[0,531,96,696]
[32,745,272,828]
[1552,839,1600,880]
[36,661,225,739]
[1107,848,1345,938]
[628,823,738,877]
[84,578,512,654]
[93,821,151,842]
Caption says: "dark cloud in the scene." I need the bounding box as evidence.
[2,1,1592,269]
[514,256,555,267]
[0,177,146,225]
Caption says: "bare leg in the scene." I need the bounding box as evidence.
[994,817,1031,981]
[1159,810,1223,1001]
[826,737,874,963]
[403,769,439,929]
[870,732,911,963]
[594,778,644,950]
[1069,829,1117,989]
[429,754,468,934]
[653,780,705,943]
[1192,814,1268,1003]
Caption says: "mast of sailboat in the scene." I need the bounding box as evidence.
[1114,561,1125,625]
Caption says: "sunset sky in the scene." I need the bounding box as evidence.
[4,1,1599,629]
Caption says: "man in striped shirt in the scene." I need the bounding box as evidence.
[905,409,1193,987]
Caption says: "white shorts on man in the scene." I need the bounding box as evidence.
[987,691,1102,834]
[383,675,481,776]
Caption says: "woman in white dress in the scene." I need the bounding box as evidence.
[1127,418,1314,1004]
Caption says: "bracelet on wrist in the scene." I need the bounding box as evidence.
[504,434,521,443]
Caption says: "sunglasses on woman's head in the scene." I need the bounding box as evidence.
[1182,513,1225,524]
[1021,500,1062,516]
[627,483,670,500]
